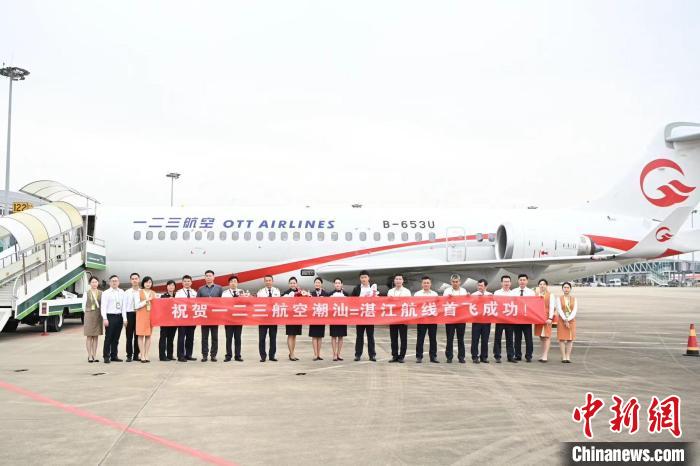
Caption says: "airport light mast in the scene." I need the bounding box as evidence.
[0,66,30,216]
[166,172,181,207]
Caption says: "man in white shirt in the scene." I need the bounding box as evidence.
[443,274,469,363]
[387,274,411,363]
[352,270,378,362]
[223,275,247,362]
[415,276,440,363]
[513,273,536,362]
[123,272,141,362]
[101,275,127,363]
[256,274,280,362]
[471,278,492,363]
[175,275,197,362]
[493,275,517,363]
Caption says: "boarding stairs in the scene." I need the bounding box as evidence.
[647,270,669,287]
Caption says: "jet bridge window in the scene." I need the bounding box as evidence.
[133,231,141,240]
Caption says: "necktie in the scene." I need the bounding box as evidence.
[268,289,272,297]
[520,289,524,296]
[186,289,191,298]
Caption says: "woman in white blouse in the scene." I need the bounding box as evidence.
[555,281,577,363]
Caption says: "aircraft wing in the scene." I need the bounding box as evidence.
[315,254,618,282]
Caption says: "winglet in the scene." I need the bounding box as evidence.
[617,206,695,259]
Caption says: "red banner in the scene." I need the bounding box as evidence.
[151,296,545,326]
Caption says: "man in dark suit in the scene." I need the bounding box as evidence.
[197,269,223,362]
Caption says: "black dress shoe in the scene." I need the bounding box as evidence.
[269,357,278,361]
[224,357,232,362]
[112,358,123,362]
[495,358,502,363]
[235,357,243,362]
[354,356,361,361]
[430,358,440,363]
[178,358,187,362]
[369,356,376,361]
[260,358,266,362]
[186,357,196,361]
[446,358,453,363]
[201,357,208,362]
[507,358,518,363]
[481,358,490,364]
[525,358,532,363]
[210,357,217,362]
[458,358,466,364]
[126,357,132,362]
[159,357,167,362]
[416,358,423,363]
[398,358,405,363]
[103,358,111,364]
[472,359,480,364]
[167,357,176,361]
[514,356,522,361]
[388,358,399,363]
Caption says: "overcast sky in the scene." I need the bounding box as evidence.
[1,1,699,209]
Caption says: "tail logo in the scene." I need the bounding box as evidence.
[655,226,673,243]
[640,158,696,207]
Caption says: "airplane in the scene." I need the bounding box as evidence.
[24,122,700,293]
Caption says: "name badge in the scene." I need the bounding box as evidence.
[116,302,121,310]
[91,304,95,311]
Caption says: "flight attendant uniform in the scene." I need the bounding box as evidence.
[556,295,577,341]
[443,285,469,363]
[415,289,439,362]
[533,291,556,338]
[328,289,348,337]
[282,288,304,336]
[257,286,281,361]
[387,286,411,362]
[135,289,154,337]
[82,289,103,337]
[309,288,328,338]
[470,289,492,362]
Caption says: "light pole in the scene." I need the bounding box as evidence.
[0,66,30,216]
[166,172,181,207]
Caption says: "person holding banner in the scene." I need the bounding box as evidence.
[175,275,197,362]
[197,270,223,362]
[556,282,577,363]
[352,270,377,362]
[443,274,468,363]
[82,276,103,363]
[329,278,349,361]
[513,274,536,362]
[309,277,328,361]
[493,275,517,363]
[158,280,177,361]
[534,279,556,363]
[415,276,439,363]
[282,276,308,361]
[135,276,155,363]
[470,278,492,363]
[257,275,281,362]
[387,274,411,363]
[223,275,246,362]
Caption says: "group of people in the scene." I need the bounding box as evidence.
[82,269,578,365]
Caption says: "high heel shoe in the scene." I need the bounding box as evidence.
[337,357,343,361]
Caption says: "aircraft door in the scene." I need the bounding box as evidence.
[445,227,467,262]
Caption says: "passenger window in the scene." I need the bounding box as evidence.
[415,232,422,241]
[331,232,338,241]
[401,232,408,241]
[256,232,263,241]
[158,231,165,240]
[232,231,239,241]
[133,231,141,240]
[183,231,190,241]
[345,232,353,241]
[269,231,276,241]
[373,232,381,241]
[244,231,251,241]
[429,232,436,241]
[207,231,215,241]
[219,231,227,241]
[170,231,178,240]
[388,232,395,241]
[146,231,153,240]
[317,232,324,241]
[195,231,202,241]
[293,232,300,241]
[359,232,367,241]
[281,231,288,241]
[305,232,312,241]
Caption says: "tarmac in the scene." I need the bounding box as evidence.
[1,287,698,465]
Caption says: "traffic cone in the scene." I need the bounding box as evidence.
[684,324,699,357]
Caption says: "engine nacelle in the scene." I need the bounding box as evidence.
[495,223,597,260]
